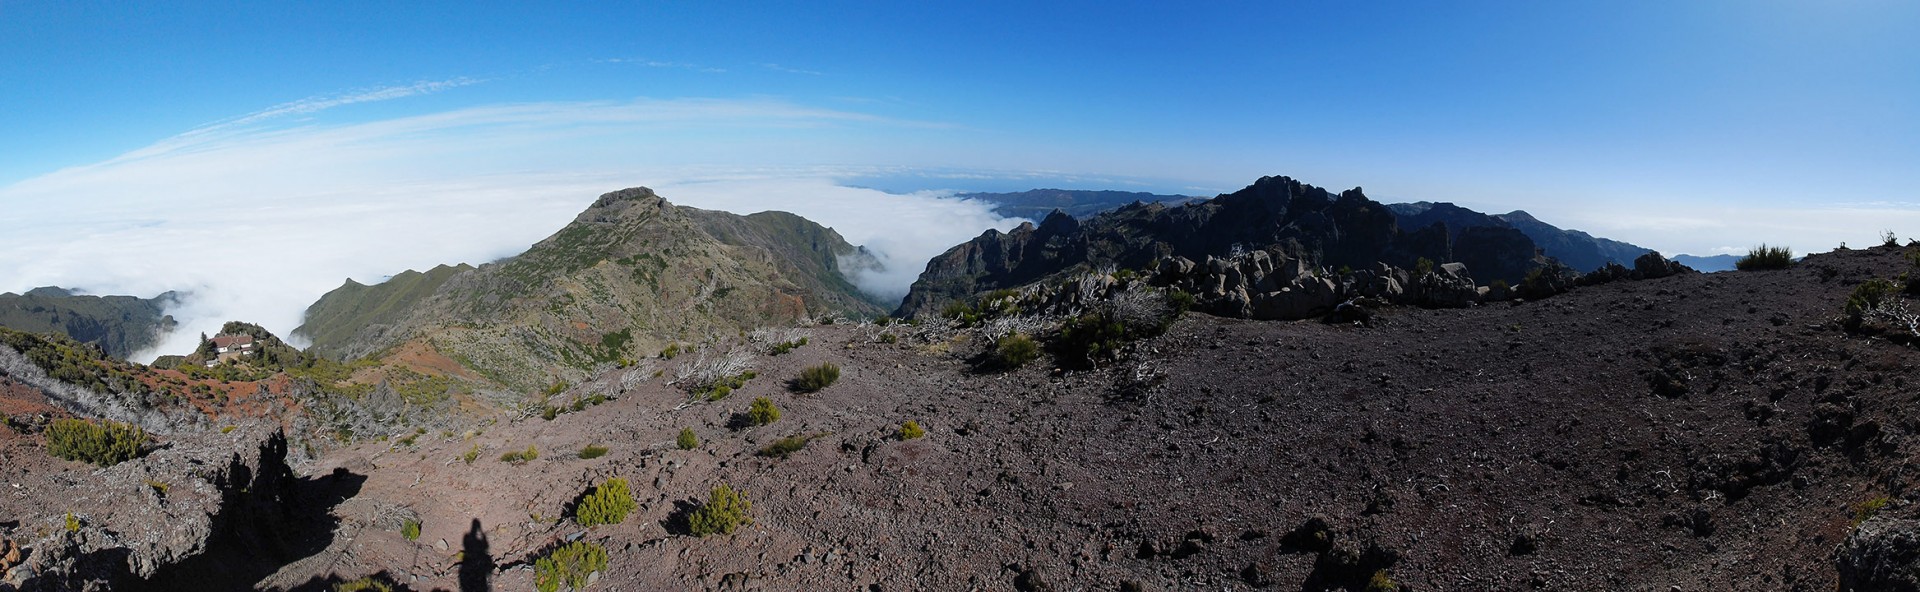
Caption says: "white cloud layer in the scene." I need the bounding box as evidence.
[0,97,1025,362]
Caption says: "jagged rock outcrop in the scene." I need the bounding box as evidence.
[1151,250,1485,321]
[1836,516,1920,592]
[295,187,887,392]
[3,424,295,591]
[898,175,1557,318]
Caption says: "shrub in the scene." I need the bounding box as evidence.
[706,384,732,401]
[575,478,637,527]
[1845,278,1899,329]
[402,518,421,541]
[769,337,808,355]
[993,333,1040,369]
[757,433,820,458]
[534,540,609,592]
[688,484,752,536]
[1166,289,1196,314]
[335,577,396,592]
[578,444,609,459]
[462,444,480,465]
[1366,570,1399,592]
[500,445,539,463]
[45,418,148,466]
[1884,230,1901,248]
[748,397,781,426]
[1414,257,1435,277]
[877,333,898,344]
[677,428,699,450]
[793,362,840,392]
[659,343,681,359]
[899,420,925,440]
[1736,244,1794,270]
[65,512,79,532]
[1852,495,1893,527]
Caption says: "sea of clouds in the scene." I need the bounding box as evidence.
[0,96,1029,362]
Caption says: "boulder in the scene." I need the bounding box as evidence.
[1837,516,1920,592]
[1633,251,1689,279]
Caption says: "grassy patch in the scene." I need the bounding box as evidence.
[578,444,609,459]
[677,428,700,450]
[1736,244,1794,270]
[899,420,925,440]
[748,397,781,426]
[792,362,840,393]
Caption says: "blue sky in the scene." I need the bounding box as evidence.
[1,1,1916,357]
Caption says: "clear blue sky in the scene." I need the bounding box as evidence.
[1,1,1918,344]
[6,1,1911,195]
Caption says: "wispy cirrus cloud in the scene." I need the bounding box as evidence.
[194,78,484,132]
[596,57,727,73]
[761,63,822,76]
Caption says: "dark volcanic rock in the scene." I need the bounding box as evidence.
[1837,516,1920,592]
[899,175,1556,317]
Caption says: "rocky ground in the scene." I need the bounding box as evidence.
[8,246,1920,591]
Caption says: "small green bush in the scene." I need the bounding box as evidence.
[677,428,699,450]
[659,343,681,359]
[578,444,609,459]
[877,333,898,344]
[500,445,539,463]
[993,333,1040,369]
[899,420,925,440]
[769,337,808,355]
[1852,495,1893,527]
[793,362,840,392]
[1736,244,1794,270]
[1166,289,1196,313]
[706,384,732,401]
[335,576,396,592]
[688,484,752,536]
[1366,570,1399,592]
[1845,278,1899,329]
[462,444,480,465]
[65,512,79,532]
[402,518,421,541]
[534,540,609,592]
[46,418,148,466]
[1414,257,1435,277]
[757,433,819,458]
[575,478,637,527]
[747,397,781,426]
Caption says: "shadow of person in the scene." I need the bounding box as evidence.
[459,518,493,592]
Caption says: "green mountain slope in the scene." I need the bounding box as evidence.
[297,187,885,392]
[0,287,177,359]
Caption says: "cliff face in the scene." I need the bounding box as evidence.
[296,187,886,392]
[897,175,1554,318]
[0,288,178,360]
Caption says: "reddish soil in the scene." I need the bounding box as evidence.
[234,246,1920,591]
[7,246,1919,591]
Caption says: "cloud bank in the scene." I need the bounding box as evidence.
[0,97,1026,362]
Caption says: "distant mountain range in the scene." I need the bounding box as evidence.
[899,176,1556,317]
[1385,202,1655,273]
[0,287,176,358]
[957,188,1202,220]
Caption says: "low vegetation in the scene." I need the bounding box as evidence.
[401,519,421,542]
[575,478,637,527]
[899,420,925,440]
[534,540,609,592]
[1736,244,1794,270]
[1052,289,1175,369]
[747,397,781,426]
[993,333,1040,369]
[335,576,396,592]
[578,444,609,459]
[792,362,840,392]
[45,418,148,466]
[768,336,808,355]
[1851,495,1892,527]
[676,428,700,450]
[499,445,539,463]
[688,484,752,536]
[757,432,826,458]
